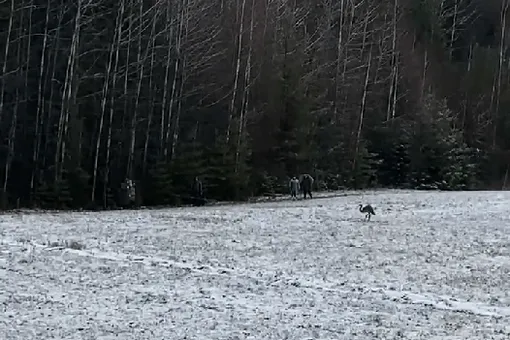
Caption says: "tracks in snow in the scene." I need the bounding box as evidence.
[5,237,509,320]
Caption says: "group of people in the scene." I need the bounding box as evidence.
[289,174,314,200]
[190,173,315,206]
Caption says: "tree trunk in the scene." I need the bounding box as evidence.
[235,0,255,172]
[164,0,186,159]
[159,1,176,156]
[103,0,126,207]
[30,0,52,201]
[123,1,134,178]
[226,0,247,143]
[142,13,159,177]
[492,0,508,148]
[1,0,20,208]
[55,0,82,183]
[41,1,64,172]
[127,0,148,179]
[352,43,373,172]
[386,0,398,121]
[91,4,120,202]
[0,0,15,125]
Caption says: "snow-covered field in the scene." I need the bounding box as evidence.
[1,190,510,339]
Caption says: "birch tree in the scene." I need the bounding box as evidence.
[235,0,255,171]
[103,0,126,206]
[226,0,247,143]
[30,0,52,199]
[386,0,398,121]
[0,0,15,127]
[163,0,187,159]
[142,12,159,176]
[1,0,21,206]
[126,0,151,179]
[491,0,508,148]
[159,0,176,156]
[91,2,122,202]
[55,0,83,183]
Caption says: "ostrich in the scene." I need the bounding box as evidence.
[359,204,375,221]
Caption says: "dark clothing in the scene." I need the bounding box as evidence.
[191,178,205,206]
[119,179,136,207]
[300,174,314,199]
[192,197,206,206]
[192,178,203,197]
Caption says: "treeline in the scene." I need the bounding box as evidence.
[0,0,508,209]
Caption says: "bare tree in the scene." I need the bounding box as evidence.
[235,0,255,171]
[163,0,187,159]
[386,0,399,121]
[352,7,375,173]
[2,0,21,206]
[55,0,83,183]
[142,10,160,176]
[226,0,247,143]
[0,0,15,125]
[159,0,176,157]
[103,0,126,206]
[492,0,508,148]
[91,2,122,202]
[30,0,52,199]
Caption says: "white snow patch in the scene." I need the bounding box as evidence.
[1,190,510,339]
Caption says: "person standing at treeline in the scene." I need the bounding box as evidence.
[300,173,314,199]
[289,176,300,200]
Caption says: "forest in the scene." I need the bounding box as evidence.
[0,0,508,209]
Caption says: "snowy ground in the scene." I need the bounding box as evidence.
[1,190,510,339]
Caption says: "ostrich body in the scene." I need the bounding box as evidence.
[359,204,375,221]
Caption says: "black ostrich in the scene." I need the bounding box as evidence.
[359,204,375,221]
